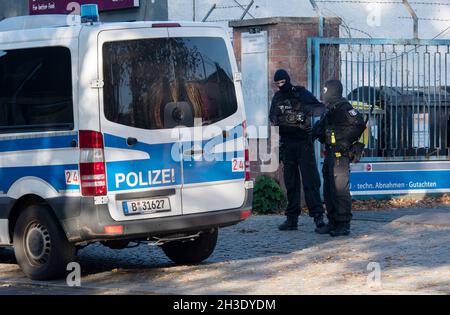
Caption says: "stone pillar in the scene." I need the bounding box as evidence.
[231,17,340,104]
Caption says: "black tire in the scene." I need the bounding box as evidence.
[13,205,76,280]
[161,229,218,264]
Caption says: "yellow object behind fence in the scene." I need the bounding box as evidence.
[350,101,383,147]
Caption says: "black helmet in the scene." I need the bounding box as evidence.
[274,69,293,92]
[323,80,343,106]
[274,69,291,84]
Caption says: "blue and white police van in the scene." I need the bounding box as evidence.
[0,9,253,280]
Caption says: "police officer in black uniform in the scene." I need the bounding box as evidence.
[269,69,326,231]
[313,80,366,237]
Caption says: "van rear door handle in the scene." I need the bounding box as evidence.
[184,149,204,156]
[127,137,138,146]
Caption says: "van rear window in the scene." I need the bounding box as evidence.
[103,37,238,130]
[0,46,74,133]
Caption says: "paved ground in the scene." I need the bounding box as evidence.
[0,207,449,295]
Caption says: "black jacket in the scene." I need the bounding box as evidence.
[313,98,365,152]
[269,85,323,142]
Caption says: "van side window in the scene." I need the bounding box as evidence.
[0,47,74,133]
[103,37,238,130]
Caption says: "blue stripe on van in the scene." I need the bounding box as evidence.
[0,164,79,193]
[104,124,245,192]
[181,123,246,184]
[182,159,245,185]
[103,124,244,151]
[0,126,244,194]
[0,134,77,153]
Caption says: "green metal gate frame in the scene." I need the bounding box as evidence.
[308,37,450,162]
[307,37,450,197]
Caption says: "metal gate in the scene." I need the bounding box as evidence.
[308,37,450,196]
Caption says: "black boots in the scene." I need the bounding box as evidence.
[279,216,351,236]
[314,215,326,227]
[315,217,336,234]
[314,215,326,229]
[315,218,351,236]
[278,218,298,231]
[329,222,351,237]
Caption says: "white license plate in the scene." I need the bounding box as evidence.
[123,198,171,216]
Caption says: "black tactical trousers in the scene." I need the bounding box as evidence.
[322,154,353,223]
[281,140,324,221]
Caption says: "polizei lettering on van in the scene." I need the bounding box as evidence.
[115,169,176,189]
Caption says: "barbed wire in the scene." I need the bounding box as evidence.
[316,2,450,64]
[215,5,244,9]
[202,0,255,22]
[347,27,374,38]
[337,26,450,64]
[204,19,235,22]
[399,16,450,22]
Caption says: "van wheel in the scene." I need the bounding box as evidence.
[13,205,76,280]
[161,229,218,264]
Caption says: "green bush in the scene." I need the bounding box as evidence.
[252,175,287,214]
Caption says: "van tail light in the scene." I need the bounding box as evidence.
[104,225,124,235]
[243,121,251,181]
[240,210,252,221]
[79,130,107,196]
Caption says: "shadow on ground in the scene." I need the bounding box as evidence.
[0,208,449,294]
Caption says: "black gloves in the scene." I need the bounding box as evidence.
[312,113,328,142]
[348,142,365,163]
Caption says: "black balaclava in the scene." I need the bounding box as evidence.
[274,69,293,93]
[323,80,344,109]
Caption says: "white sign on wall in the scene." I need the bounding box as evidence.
[413,113,430,148]
[241,31,269,139]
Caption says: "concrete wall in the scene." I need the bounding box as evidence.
[100,1,168,22]
[0,0,28,20]
[0,0,168,22]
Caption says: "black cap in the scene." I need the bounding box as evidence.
[274,69,291,83]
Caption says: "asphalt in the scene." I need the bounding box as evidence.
[0,207,448,295]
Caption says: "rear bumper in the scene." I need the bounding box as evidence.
[49,189,253,244]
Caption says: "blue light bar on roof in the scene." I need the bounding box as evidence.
[81,4,100,23]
